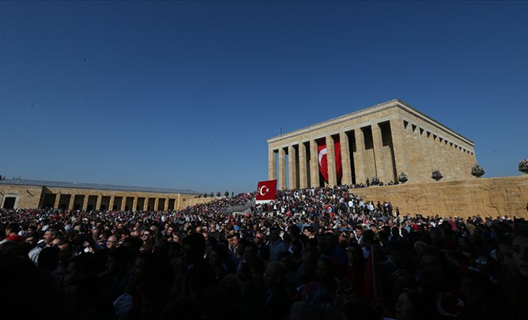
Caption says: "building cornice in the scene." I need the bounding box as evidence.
[267,99,474,147]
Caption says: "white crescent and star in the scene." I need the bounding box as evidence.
[318,148,327,166]
[259,185,269,196]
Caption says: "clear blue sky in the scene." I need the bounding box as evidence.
[1,1,527,194]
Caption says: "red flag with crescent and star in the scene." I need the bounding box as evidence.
[317,138,342,183]
[256,180,277,204]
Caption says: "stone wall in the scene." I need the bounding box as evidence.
[0,184,212,211]
[355,175,528,218]
[0,185,44,209]
[182,196,220,208]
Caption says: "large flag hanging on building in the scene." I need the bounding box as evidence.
[256,180,277,204]
[317,138,342,183]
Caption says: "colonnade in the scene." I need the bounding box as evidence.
[48,193,180,211]
[269,117,476,189]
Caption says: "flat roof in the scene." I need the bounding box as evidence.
[0,179,201,195]
[268,99,474,146]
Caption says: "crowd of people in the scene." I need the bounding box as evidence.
[1,186,528,320]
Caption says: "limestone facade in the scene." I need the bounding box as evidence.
[268,99,477,189]
[355,175,528,219]
[0,179,205,211]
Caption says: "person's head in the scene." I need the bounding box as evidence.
[227,234,238,248]
[279,251,294,272]
[413,241,427,255]
[303,226,313,238]
[243,243,257,262]
[91,228,100,241]
[141,229,153,242]
[52,238,73,263]
[65,253,100,287]
[389,247,405,267]
[106,234,118,250]
[270,228,281,242]
[43,228,58,245]
[264,261,285,289]
[316,255,335,282]
[460,271,494,306]
[122,237,143,256]
[24,233,38,249]
[5,223,19,236]
[172,233,181,243]
[141,280,169,319]
[182,233,206,262]
[106,246,132,275]
[421,246,447,281]
[355,225,363,238]
[63,275,101,316]
[250,257,266,284]
[395,289,425,320]
[254,232,266,244]
[208,243,228,268]
[133,252,155,282]
[38,246,60,274]
[512,229,528,279]
[291,240,303,256]
[347,243,364,266]
[497,235,517,276]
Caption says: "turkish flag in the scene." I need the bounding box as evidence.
[256,180,277,204]
[317,138,342,183]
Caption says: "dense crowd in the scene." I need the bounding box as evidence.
[1,186,528,320]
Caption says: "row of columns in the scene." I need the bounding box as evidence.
[270,119,401,189]
[51,194,177,211]
[401,119,476,183]
[269,117,476,189]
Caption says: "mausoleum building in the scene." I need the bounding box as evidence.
[267,99,477,189]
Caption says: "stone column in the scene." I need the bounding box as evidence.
[299,142,308,188]
[132,197,138,212]
[109,196,115,211]
[371,123,388,183]
[429,134,439,177]
[154,198,159,211]
[461,149,468,179]
[82,195,89,211]
[339,132,352,185]
[288,145,298,189]
[310,140,320,188]
[95,195,102,211]
[279,148,287,190]
[353,129,366,184]
[68,195,76,210]
[164,198,169,211]
[412,127,426,183]
[467,150,474,178]
[143,198,149,211]
[452,146,460,179]
[443,141,452,181]
[326,136,337,187]
[121,197,127,211]
[176,195,181,211]
[389,118,408,181]
[424,132,435,182]
[441,140,450,181]
[268,148,277,181]
[53,194,61,209]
